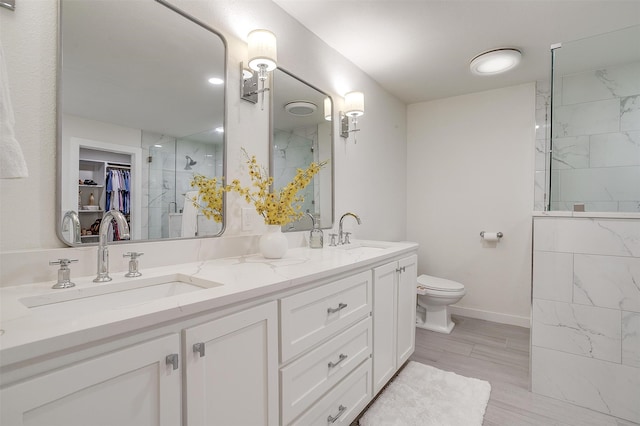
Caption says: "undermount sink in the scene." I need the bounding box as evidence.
[334,241,393,250]
[20,274,222,315]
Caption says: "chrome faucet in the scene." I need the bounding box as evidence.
[94,210,130,282]
[62,210,81,244]
[338,212,361,245]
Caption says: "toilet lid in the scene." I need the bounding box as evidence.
[417,274,465,292]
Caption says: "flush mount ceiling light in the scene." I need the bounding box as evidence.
[470,48,521,75]
[285,101,317,117]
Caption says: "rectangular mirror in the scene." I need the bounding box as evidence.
[271,68,334,231]
[57,0,226,246]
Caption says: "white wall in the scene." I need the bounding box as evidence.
[407,83,536,327]
[0,1,406,267]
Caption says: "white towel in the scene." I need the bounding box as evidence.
[0,42,28,179]
[181,191,199,238]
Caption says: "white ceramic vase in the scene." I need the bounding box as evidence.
[259,224,288,259]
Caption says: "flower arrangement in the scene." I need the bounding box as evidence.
[189,175,224,223]
[190,149,327,226]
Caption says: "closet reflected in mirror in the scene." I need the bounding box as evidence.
[58,0,226,246]
[271,68,334,232]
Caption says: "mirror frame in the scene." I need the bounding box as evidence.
[56,0,228,246]
[269,67,335,231]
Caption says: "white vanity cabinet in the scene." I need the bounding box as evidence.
[372,254,418,394]
[183,301,279,426]
[0,334,182,426]
[279,270,373,425]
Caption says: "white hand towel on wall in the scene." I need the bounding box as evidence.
[181,191,199,238]
[0,42,28,179]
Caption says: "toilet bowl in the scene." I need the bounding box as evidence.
[415,274,466,334]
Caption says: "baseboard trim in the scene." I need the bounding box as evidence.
[449,305,531,328]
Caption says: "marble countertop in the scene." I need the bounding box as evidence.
[0,240,417,367]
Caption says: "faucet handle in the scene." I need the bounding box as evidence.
[344,232,352,244]
[123,252,144,260]
[329,233,338,246]
[124,252,144,278]
[49,259,78,289]
[49,258,78,267]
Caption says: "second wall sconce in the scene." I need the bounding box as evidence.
[241,29,277,109]
[340,91,364,140]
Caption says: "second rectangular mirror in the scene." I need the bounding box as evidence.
[271,68,334,231]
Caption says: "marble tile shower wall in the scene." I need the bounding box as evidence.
[273,127,317,216]
[550,61,640,212]
[531,216,640,423]
[534,80,550,211]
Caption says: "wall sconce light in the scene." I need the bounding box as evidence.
[340,91,364,140]
[241,29,277,109]
[324,97,332,121]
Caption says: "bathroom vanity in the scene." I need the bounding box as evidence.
[0,241,417,425]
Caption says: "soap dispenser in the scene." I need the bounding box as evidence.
[307,213,323,249]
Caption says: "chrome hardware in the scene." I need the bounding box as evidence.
[328,353,348,369]
[327,303,347,314]
[329,233,338,246]
[479,231,503,239]
[123,252,144,278]
[49,258,78,289]
[193,342,205,357]
[338,212,361,245]
[327,405,347,423]
[94,210,130,282]
[166,354,179,370]
[343,232,351,244]
[396,266,406,273]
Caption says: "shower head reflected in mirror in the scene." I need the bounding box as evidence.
[185,155,197,170]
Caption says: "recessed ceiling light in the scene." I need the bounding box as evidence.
[285,101,317,117]
[208,77,224,85]
[153,144,162,148]
[470,48,521,75]
[215,127,224,133]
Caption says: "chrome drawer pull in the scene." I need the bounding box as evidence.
[327,303,347,314]
[165,353,179,370]
[327,405,346,423]
[328,353,348,369]
[193,342,205,357]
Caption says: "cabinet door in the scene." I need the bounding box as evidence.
[372,261,398,394]
[184,301,278,426]
[0,334,181,426]
[397,254,418,365]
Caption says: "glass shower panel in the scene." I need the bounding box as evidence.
[549,25,640,212]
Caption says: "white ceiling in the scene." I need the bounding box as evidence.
[273,0,640,104]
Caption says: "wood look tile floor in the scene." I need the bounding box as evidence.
[405,315,638,426]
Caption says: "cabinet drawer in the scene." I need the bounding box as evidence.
[280,271,372,362]
[290,358,372,426]
[281,317,372,425]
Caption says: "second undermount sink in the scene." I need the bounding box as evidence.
[20,274,222,315]
[334,241,394,251]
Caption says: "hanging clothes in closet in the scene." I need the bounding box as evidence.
[105,167,130,215]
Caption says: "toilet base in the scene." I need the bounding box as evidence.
[415,303,455,334]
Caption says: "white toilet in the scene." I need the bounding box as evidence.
[415,274,466,334]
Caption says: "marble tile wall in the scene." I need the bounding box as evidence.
[532,216,640,423]
[273,127,317,217]
[547,61,640,212]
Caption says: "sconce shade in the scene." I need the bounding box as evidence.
[324,97,332,121]
[344,91,364,117]
[247,29,277,72]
